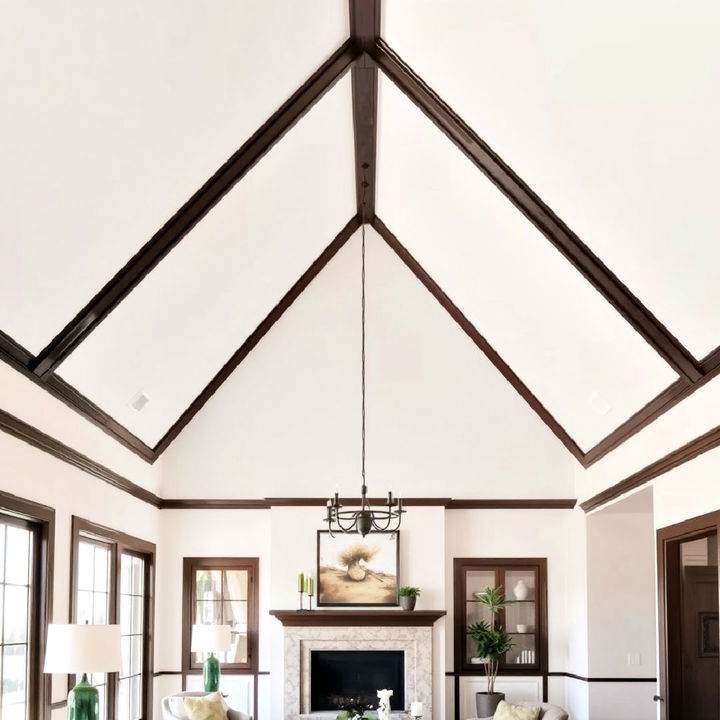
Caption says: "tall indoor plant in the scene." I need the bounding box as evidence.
[467,586,513,717]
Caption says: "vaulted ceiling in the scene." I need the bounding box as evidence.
[1,0,719,469]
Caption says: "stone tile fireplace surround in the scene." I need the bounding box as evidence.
[270,611,445,719]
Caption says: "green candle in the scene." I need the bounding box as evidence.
[298,572,304,592]
[305,576,314,596]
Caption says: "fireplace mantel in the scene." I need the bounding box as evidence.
[270,610,446,627]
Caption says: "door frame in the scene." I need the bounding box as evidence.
[657,509,720,719]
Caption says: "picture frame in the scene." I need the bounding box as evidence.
[698,611,719,658]
[316,530,400,607]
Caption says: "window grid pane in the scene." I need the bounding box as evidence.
[75,540,111,720]
[119,554,144,720]
[193,568,250,666]
[0,523,33,720]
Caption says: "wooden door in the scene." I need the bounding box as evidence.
[681,566,719,720]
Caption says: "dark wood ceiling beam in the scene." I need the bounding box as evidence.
[349,0,380,222]
[580,422,720,513]
[0,409,161,507]
[0,330,155,462]
[373,216,586,464]
[583,343,720,466]
[152,215,361,455]
[29,40,360,379]
[370,39,702,384]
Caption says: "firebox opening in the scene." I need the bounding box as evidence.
[310,650,405,712]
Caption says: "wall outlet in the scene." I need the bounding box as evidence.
[627,652,641,666]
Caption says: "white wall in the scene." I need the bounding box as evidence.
[586,490,657,720]
[444,508,585,716]
[0,431,160,720]
[155,509,272,719]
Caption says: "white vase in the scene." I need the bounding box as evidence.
[513,580,529,601]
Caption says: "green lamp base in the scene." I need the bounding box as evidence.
[203,654,221,692]
[69,674,99,720]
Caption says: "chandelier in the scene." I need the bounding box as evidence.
[324,167,405,538]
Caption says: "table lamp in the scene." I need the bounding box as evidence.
[191,624,232,692]
[44,624,122,720]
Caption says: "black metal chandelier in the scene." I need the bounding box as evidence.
[324,169,404,538]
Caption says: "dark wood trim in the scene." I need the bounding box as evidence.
[182,557,260,675]
[50,701,68,711]
[580,423,720,512]
[446,499,576,510]
[0,330,155,463]
[160,497,577,510]
[349,0,380,221]
[546,672,657,683]
[269,609,446,627]
[0,491,55,720]
[370,39,701,383]
[29,41,359,379]
[0,409,162,507]
[656,510,720,718]
[373,216,586,462]
[152,215,361,455]
[152,671,182,678]
[70,517,157,720]
[268,496,451,507]
[161,499,272,510]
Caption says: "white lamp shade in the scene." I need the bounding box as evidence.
[44,624,122,674]
[191,624,232,653]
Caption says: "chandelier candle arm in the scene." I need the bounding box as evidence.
[323,166,405,537]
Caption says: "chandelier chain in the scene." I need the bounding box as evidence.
[361,177,367,494]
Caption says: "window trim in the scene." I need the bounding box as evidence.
[181,558,259,676]
[0,490,54,720]
[70,517,155,720]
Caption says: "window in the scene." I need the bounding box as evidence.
[75,538,112,720]
[71,518,154,720]
[0,492,54,720]
[182,558,258,674]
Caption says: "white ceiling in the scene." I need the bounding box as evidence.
[161,227,574,499]
[57,76,355,446]
[0,0,347,353]
[376,74,677,451]
[1,0,718,463]
[384,0,720,360]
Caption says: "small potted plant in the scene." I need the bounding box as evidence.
[467,586,513,717]
[336,699,376,720]
[398,586,421,611]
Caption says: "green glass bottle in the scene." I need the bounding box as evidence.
[203,654,221,692]
[68,674,99,720]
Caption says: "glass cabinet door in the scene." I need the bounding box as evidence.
[502,568,538,669]
[454,559,547,675]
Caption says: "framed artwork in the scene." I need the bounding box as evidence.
[317,530,400,607]
[699,611,719,658]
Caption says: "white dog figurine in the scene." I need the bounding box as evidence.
[377,689,393,720]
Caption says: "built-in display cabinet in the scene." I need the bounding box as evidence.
[453,558,548,676]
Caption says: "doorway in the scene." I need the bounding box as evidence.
[658,511,720,720]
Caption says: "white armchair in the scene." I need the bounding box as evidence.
[161,691,252,720]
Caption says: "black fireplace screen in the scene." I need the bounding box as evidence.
[310,650,405,711]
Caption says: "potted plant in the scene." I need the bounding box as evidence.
[467,586,514,717]
[398,585,421,610]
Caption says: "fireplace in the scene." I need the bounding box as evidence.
[310,650,405,712]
